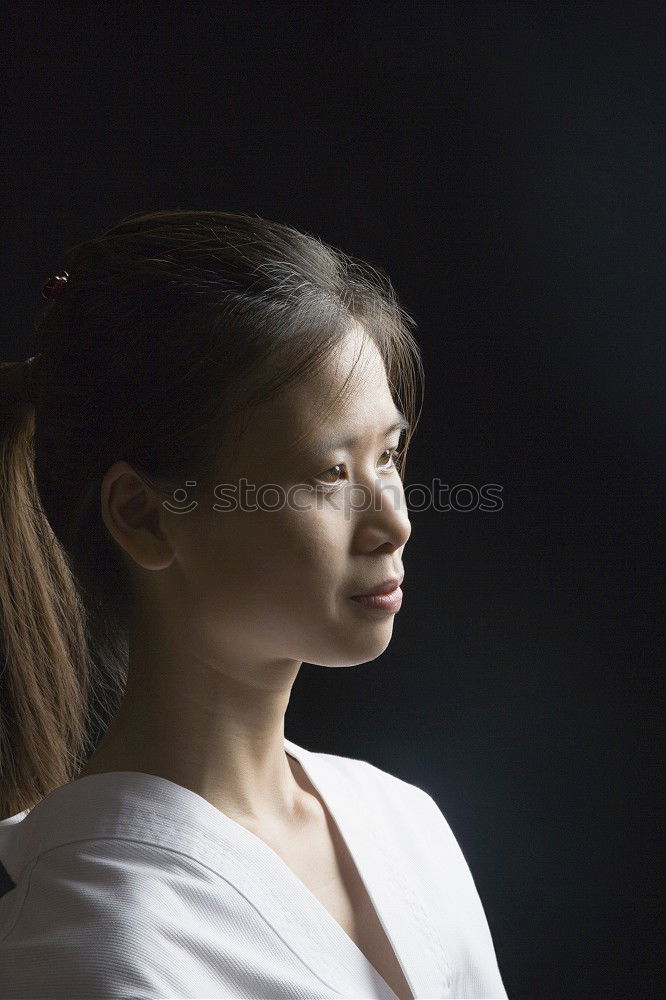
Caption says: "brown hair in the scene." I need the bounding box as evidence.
[0,209,423,818]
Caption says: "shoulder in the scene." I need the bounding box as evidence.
[0,838,208,998]
[304,741,449,829]
[316,747,508,996]
[305,744,495,911]
[301,741,479,885]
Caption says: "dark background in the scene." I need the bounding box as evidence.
[3,3,663,997]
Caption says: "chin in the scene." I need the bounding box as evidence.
[308,630,395,668]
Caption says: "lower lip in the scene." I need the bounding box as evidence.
[349,587,403,613]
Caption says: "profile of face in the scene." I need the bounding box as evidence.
[115,322,411,675]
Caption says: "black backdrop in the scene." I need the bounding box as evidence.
[3,3,662,998]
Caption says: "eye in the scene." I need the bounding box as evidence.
[378,446,402,468]
[315,463,346,487]
[314,444,404,488]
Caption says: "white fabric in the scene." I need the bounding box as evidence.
[0,737,507,999]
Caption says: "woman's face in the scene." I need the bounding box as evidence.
[163,323,412,670]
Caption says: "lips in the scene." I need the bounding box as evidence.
[350,584,403,612]
[350,574,404,598]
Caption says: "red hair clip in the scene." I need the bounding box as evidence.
[41,272,70,300]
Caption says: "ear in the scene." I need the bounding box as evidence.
[100,461,175,571]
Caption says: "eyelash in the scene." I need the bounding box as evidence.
[313,445,404,489]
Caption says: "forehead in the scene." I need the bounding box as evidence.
[236,325,396,462]
[287,329,392,434]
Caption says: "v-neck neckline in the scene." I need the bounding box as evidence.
[192,736,410,999]
[280,740,412,1000]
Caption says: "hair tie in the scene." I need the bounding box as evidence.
[41,271,69,300]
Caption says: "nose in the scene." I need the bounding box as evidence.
[351,477,411,550]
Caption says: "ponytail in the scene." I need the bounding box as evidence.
[0,361,94,818]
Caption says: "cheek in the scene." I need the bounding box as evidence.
[277,506,345,571]
[197,507,344,597]
[175,506,355,654]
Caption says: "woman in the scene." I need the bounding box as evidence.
[0,210,507,999]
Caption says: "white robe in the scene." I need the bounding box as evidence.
[0,736,507,999]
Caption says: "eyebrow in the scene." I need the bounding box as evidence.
[299,412,411,458]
